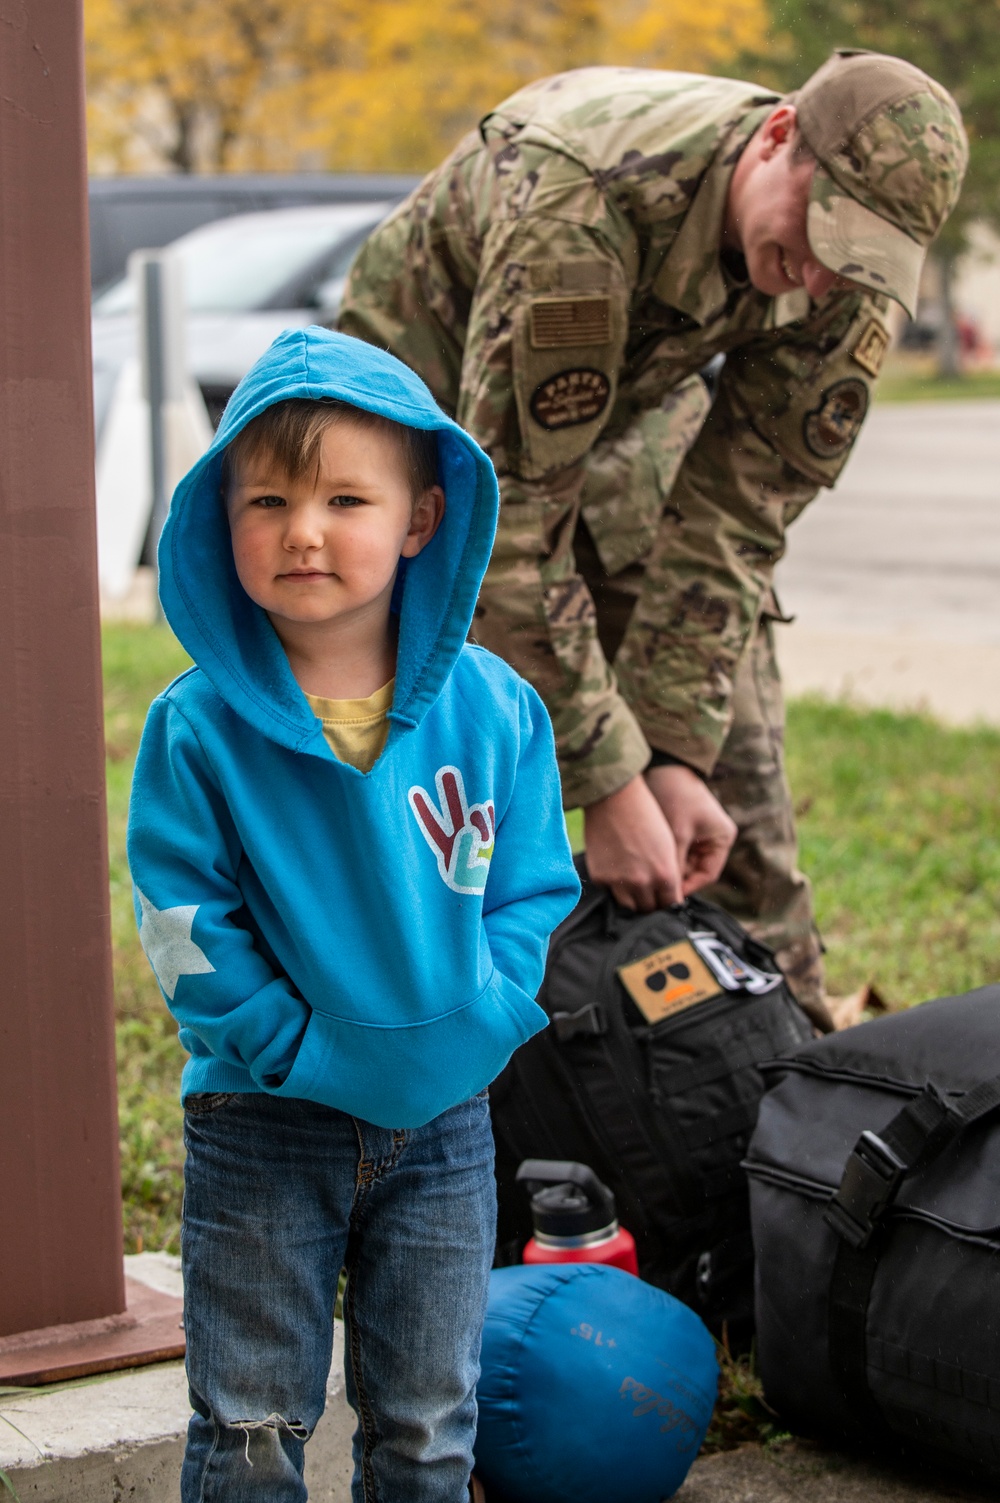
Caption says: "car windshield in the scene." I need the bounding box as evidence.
[92,207,383,315]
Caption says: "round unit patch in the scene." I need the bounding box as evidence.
[530,368,611,431]
[803,378,869,458]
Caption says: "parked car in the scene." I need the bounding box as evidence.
[89,173,418,292]
[92,201,393,436]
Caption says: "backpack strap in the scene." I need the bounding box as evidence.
[537,889,706,1227]
[543,862,617,961]
[825,1076,1000,1433]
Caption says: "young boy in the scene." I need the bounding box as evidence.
[127,326,580,1502]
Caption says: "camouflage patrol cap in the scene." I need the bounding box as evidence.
[790,50,967,317]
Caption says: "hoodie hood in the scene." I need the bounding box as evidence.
[158,326,499,753]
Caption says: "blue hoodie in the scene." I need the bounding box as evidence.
[127,327,579,1129]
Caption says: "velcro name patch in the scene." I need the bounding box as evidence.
[617,941,722,1024]
[851,317,890,378]
[530,296,611,349]
[529,368,611,430]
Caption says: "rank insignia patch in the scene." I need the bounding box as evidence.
[530,296,611,349]
[851,318,890,378]
[530,368,611,430]
[803,378,869,458]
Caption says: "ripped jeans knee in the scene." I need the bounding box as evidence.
[182,1396,315,1502]
[230,1412,312,1466]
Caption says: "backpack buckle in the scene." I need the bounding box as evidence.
[824,1130,907,1249]
[552,1003,607,1043]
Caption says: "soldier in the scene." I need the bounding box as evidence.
[339,50,966,1028]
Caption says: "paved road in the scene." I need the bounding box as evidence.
[774,400,1000,721]
[777,400,1000,644]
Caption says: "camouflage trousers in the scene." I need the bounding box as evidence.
[576,431,830,1028]
[699,624,828,1027]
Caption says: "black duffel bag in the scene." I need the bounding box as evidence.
[746,985,1000,1481]
[490,862,813,1327]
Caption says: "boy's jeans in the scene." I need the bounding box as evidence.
[180,1090,495,1503]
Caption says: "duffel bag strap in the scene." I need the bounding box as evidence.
[825,1076,1000,1251]
[825,1075,1000,1433]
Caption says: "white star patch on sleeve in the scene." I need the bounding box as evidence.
[136,887,216,1000]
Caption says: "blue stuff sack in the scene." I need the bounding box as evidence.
[474,1263,717,1503]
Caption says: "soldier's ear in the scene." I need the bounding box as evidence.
[759,104,798,159]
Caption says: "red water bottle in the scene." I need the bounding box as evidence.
[517,1159,639,1275]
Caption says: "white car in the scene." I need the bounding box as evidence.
[92,201,392,439]
[93,201,393,599]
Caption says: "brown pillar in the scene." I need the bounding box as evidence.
[0,0,125,1334]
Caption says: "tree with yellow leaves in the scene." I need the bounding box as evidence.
[289,0,609,173]
[85,0,329,172]
[85,0,769,175]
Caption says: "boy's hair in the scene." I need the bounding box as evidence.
[222,398,438,498]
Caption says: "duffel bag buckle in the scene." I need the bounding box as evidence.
[824,1130,907,1249]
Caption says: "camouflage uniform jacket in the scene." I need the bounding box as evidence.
[340,67,891,806]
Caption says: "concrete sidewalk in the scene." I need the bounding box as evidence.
[0,1257,353,1502]
[776,627,1000,724]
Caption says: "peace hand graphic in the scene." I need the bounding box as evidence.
[408,766,495,894]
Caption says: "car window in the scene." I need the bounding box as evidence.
[270,227,376,312]
[92,209,384,316]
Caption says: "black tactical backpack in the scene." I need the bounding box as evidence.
[746,985,1000,1482]
[490,864,814,1328]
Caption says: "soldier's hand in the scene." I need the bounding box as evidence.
[583,775,684,911]
[645,764,737,896]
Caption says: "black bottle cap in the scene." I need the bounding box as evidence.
[516,1159,617,1238]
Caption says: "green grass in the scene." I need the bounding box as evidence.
[103,625,1000,1252]
[876,368,1000,403]
[104,625,192,1255]
[786,699,1000,1005]
[704,1345,790,1455]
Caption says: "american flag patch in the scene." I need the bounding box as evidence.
[530,297,611,349]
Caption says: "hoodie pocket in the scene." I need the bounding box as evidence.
[268,970,547,1129]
